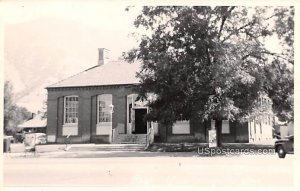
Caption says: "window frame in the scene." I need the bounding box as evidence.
[221,120,230,134]
[63,95,79,125]
[97,94,113,124]
[172,120,191,135]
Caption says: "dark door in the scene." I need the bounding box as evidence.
[134,109,147,134]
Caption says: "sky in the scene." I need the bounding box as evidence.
[1,1,293,113]
[2,1,143,112]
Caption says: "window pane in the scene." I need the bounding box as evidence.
[221,120,230,134]
[172,121,190,134]
[64,96,79,124]
[97,94,112,123]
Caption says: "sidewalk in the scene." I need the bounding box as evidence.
[4,142,276,159]
[4,150,205,159]
[146,142,275,152]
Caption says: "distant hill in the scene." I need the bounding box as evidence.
[4,18,137,112]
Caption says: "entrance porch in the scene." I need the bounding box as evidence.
[112,94,154,144]
[113,107,151,144]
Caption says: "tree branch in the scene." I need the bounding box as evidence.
[221,19,256,43]
[242,50,293,65]
[261,50,292,63]
[218,6,235,39]
[242,53,266,61]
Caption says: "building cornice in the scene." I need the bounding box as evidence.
[46,83,139,92]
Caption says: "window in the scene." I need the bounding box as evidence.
[172,120,190,134]
[97,94,112,123]
[172,115,190,134]
[211,120,216,130]
[96,94,113,135]
[64,96,79,124]
[221,120,230,134]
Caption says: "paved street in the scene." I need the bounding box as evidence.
[3,152,294,187]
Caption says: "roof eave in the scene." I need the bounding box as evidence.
[46,83,140,89]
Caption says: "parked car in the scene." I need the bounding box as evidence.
[274,135,294,158]
[35,133,47,145]
[24,132,47,146]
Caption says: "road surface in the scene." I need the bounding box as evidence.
[3,153,294,187]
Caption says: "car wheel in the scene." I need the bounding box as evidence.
[277,146,286,158]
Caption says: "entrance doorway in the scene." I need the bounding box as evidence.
[134,108,147,134]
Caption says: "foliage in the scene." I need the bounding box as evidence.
[4,81,32,135]
[274,7,294,63]
[268,7,294,122]
[124,6,294,126]
[40,99,47,119]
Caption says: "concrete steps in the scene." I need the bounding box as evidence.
[114,134,147,144]
[69,144,146,152]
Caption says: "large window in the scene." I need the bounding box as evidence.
[64,96,79,124]
[221,120,230,134]
[172,114,190,134]
[96,94,113,135]
[97,94,112,123]
[172,120,190,134]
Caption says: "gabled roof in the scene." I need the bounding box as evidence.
[18,114,47,128]
[47,60,141,88]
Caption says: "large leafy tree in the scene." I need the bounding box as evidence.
[124,6,294,143]
[4,81,32,135]
[265,7,294,122]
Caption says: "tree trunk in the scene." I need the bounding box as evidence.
[216,119,222,147]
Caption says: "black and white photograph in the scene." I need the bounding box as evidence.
[1,1,298,190]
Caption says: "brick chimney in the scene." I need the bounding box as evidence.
[31,113,36,119]
[98,48,110,66]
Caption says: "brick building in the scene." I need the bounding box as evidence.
[46,48,272,144]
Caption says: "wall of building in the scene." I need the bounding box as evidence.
[47,85,251,144]
[155,120,248,143]
[248,93,274,143]
[155,119,208,143]
[235,122,249,143]
[248,115,273,143]
[47,85,135,144]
